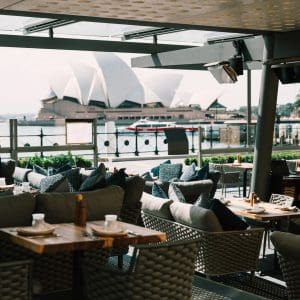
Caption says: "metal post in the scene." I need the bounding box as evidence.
[191,128,195,153]
[115,128,119,157]
[154,129,159,155]
[92,119,98,167]
[210,124,213,149]
[251,34,279,200]
[9,119,18,161]
[134,129,139,156]
[40,128,44,158]
[247,70,252,147]
[198,126,202,167]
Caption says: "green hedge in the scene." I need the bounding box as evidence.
[17,153,92,169]
[185,151,300,166]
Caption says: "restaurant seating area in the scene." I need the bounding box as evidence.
[0,158,300,299]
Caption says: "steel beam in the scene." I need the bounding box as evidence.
[0,34,193,53]
[131,36,264,70]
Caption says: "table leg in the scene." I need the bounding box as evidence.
[243,170,248,197]
[73,251,86,300]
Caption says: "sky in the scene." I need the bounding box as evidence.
[0,47,299,114]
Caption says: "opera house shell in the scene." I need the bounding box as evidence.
[37,52,206,123]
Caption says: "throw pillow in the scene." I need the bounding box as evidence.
[105,168,127,189]
[209,199,248,231]
[79,173,107,192]
[40,174,70,193]
[141,171,154,181]
[151,159,171,177]
[158,163,183,183]
[152,182,168,199]
[168,183,186,203]
[33,164,48,176]
[193,164,209,181]
[180,163,196,181]
[60,167,81,192]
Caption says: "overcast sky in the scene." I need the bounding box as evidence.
[0,48,299,114]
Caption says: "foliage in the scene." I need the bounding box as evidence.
[17,153,92,169]
[184,151,300,165]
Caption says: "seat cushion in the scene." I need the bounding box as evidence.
[158,163,183,182]
[0,192,36,227]
[209,199,248,231]
[170,201,223,232]
[35,185,124,223]
[141,192,173,220]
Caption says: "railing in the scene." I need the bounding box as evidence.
[0,119,299,165]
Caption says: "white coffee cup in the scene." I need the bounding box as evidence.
[104,214,118,230]
[32,213,45,228]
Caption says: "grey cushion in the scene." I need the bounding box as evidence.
[33,164,48,176]
[60,168,81,191]
[158,163,183,183]
[141,192,173,220]
[141,171,154,181]
[180,163,197,181]
[168,183,186,203]
[35,185,124,224]
[0,192,36,227]
[13,166,32,183]
[27,171,46,189]
[123,176,145,209]
[79,164,107,191]
[271,231,300,261]
[40,174,70,193]
[169,201,223,232]
[170,179,213,204]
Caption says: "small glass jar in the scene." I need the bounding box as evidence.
[32,213,45,228]
[104,214,118,230]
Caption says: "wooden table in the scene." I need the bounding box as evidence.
[223,163,253,197]
[227,197,300,221]
[0,221,166,299]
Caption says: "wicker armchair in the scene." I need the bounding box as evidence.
[142,211,263,277]
[271,231,300,300]
[0,260,32,300]
[83,239,199,300]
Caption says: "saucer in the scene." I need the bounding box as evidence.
[245,207,265,214]
[90,225,127,237]
[16,224,56,236]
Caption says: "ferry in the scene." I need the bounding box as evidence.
[126,118,198,132]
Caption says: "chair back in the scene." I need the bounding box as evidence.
[271,231,300,300]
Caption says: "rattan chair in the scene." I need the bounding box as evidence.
[142,211,263,277]
[0,260,32,300]
[83,239,199,300]
[271,231,300,300]
[209,163,241,197]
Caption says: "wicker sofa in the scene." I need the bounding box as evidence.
[0,175,145,297]
[141,193,264,277]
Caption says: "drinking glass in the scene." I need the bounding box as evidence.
[104,214,118,230]
[32,213,45,228]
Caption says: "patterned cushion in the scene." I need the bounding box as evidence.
[151,160,171,177]
[168,183,186,203]
[209,199,248,231]
[40,174,70,193]
[33,164,48,176]
[152,182,168,198]
[141,192,173,220]
[170,201,223,232]
[158,163,183,183]
[180,163,197,181]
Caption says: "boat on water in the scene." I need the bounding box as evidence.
[126,118,198,132]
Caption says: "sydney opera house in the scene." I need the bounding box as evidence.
[36,52,237,125]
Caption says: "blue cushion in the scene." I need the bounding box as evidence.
[79,163,108,191]
[141,171,154,181]
[152,182,168,199]
[193,164,209,180]
[180,163,196,181]
[158,163,183,183]
[209,199,248,231]
[33,164,48,176]
[151,160,171,177]
[168,183,186,203]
